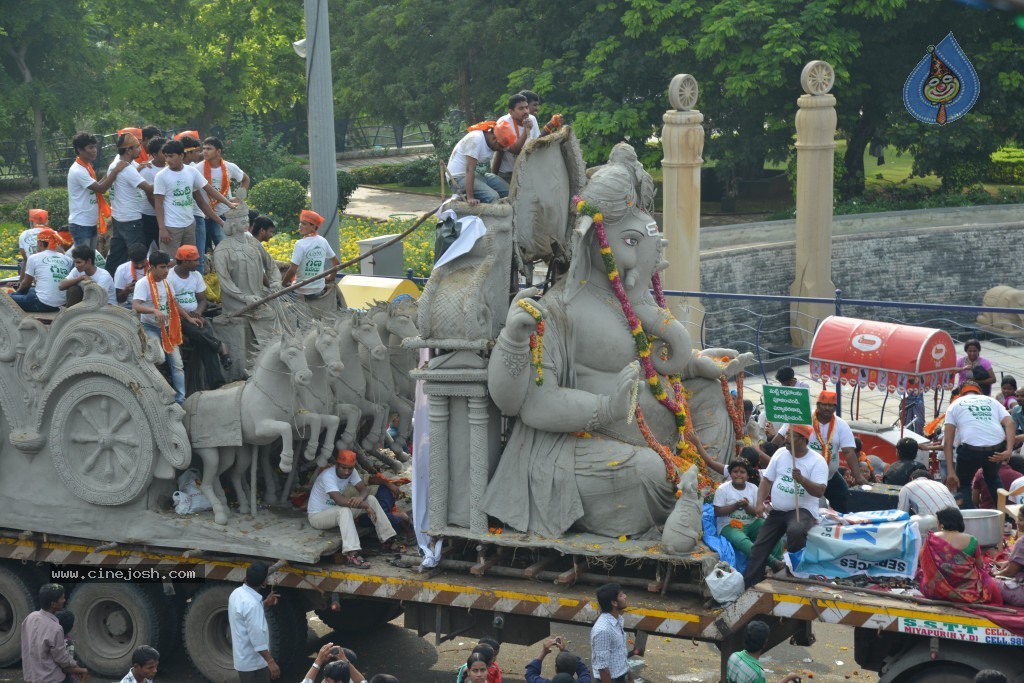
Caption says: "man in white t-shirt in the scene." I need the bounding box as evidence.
[139,136,167,249]
[106,131,156,278]
[744,423,828,588]
[17,209,50,275]
[132,251,185,404]
[306,450,397,568]
[943,381,1015,510]
[491,93,539,183]
[446,120,516,206]
[170,245,230,390]
[773,390,866,512]
[10,229,73,313]
[282,211,341,299]
[194,136,250,268]
[67,132,129,250]
[114,243,150,306]
[153,139,231,259]
[59,244,117,306]
[714,461,784,569]
[521,89,564,137]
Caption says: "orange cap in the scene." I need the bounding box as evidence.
[818,391,838,404]
[299,210,323,228]
[493,120,516,148]
[174,129,200,141]
[175,245,200,261]
[118,127,143,138]
[336,449,357,467]
[55,230,73,247]
[790,424,813,439]
[36,229,60,250]
[959,383,982,395]
[28,209,48,226]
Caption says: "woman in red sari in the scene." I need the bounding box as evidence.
[916,506,1003,605]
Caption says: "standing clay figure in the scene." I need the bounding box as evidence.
[484,144,751,540]
[212,202,280,376]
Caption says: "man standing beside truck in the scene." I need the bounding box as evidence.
[228,561,281,682]
[20,584,88,683]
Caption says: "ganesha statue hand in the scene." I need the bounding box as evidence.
[484,143,751,543]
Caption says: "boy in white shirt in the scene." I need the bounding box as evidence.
[194,136,250,264]
[17,209,49,272]
[169,244,231,390]
[114,243,150,306]
[282,211,341,299]
[11,229,73,312]
[132,251,185,404]
[491,93,539,183]
[714,461,783,569]
[59,244,117,306]
[306,450,397,568]
[743,424,828,588]
[67,132,129,250]
[139,137,167,249]
[153,139,232,259]
[106,131,156,277]
[446,120,516,206]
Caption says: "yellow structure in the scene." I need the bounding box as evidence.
[338,274,420,309]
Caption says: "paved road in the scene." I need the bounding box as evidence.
[0,616,864,682]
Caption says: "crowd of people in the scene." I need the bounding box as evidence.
[717,351,1024,609]
[6,127,347,407]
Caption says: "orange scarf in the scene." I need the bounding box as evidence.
[75,158,111,233]
[202,159,229,197]
[812,414,837,464]
[147,273,182,353]
[131,261,149,281]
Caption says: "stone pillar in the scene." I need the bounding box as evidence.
[467,395,490,533]
[427,394,449,533]
[789,61,838,348]
[661,74,704,330]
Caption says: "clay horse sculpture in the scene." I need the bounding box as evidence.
[903,32,979,125]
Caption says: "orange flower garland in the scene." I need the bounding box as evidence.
[721,376,745,456]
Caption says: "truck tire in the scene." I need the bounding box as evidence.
[68,582,162,678]
[902,664,976,683]
[276,594,312,664]
[0,565,40,667]
[315,598,403,633]
[183,583,291,683]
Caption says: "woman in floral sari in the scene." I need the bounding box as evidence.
[916,507,1003,604]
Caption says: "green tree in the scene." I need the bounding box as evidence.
[0,0,108,188]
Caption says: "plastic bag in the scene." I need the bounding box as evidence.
[204,272,221,303]
[706,562,746,605]
[173,468,212,515]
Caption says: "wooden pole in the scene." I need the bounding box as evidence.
[225,203,442,319]
[791,428,800,522]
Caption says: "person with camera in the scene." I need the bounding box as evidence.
[300,642,367,683]
[525,635,591,683]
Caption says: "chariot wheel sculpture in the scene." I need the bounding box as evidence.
[669,74,699,111]
[800,60,835,96]
[49,377,156,505]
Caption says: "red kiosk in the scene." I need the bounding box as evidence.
[808,316,958,465]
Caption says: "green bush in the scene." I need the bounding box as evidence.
[986,147,1024,185]
[396,156,440,187]
[337,171,358,213]
[223,116,291,185]
[248,178,308,225]
[0,203,21,223]
[273,164,311,189]
[18,188,70,228]
[350,164,403,185]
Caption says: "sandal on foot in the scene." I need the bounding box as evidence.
[346,553,371,568]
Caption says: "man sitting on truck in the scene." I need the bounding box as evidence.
[306,450,398,568]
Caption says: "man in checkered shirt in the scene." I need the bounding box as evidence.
[590,583,631,683]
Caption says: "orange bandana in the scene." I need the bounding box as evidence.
[147,272,182,353]
[131,261,149,281]
[75,158,111,233]
[202,159,229,197]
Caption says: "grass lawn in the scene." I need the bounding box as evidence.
[374,182,446,196]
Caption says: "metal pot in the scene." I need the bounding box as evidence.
[961,509,1005,547]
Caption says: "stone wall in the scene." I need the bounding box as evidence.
[694,220,1024,351]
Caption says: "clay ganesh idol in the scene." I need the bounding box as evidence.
[484,144,751,540]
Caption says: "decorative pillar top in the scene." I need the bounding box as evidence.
[800,60,835,96]
[668,74,699,111]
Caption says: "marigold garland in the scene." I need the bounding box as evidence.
[517,298,545,385]
[721,376,745,456]
[574,196,709,490]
